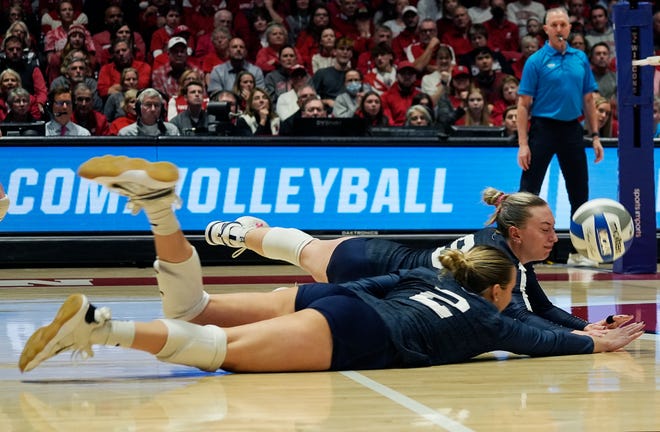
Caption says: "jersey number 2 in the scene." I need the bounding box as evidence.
[409,288,470,318]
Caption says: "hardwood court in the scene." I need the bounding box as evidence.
[0,263,658,431]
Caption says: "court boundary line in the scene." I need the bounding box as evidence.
[341,370,474,432]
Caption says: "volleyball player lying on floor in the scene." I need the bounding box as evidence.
[205,188,632,335]
[19,156,644,373]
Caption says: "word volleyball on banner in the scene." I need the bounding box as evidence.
[0,145,641,233]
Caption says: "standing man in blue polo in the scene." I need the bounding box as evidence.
[516,7,604,266]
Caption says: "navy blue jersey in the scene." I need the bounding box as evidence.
[437,229,589,331]
[325,228,589,332]
[338,267,594,367]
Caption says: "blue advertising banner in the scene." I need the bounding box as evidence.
[0,145,639,233]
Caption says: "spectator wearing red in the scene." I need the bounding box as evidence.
[296,5,332,71]
[3,87,39,122]
[151,37,204,100]
[137,0,167,50]
[391,5,419,61]
[447,65,472,109]
[166,69,208,121]
[44,1,95,56]
[40,0,85,35]
[46,24,97,85]
[460,24,514,77]
[440,5,472,57]
[92,6,124,60]
[511,34,539,80]
[113,23,147,63]
[71,82,110,136]
[233,0,286,55]
[489,74,518,126]
[380,60,420,125]
[483,0,520,55]
[200,26,231,83]
[435,0,460,37]
[184,0,220,40]
[153,25,197,71]
[331,0,361,41]
[93,6,147,66]
[0,69,41,121]
[356,25,393,75]
[195,9,233,59]
[471,46,512,107]
[98,39,152,98]
[363,42,397,95]
[109,88,137,136]
[150,5,184,61]
[256,23,297,75]
[407,19,441,74]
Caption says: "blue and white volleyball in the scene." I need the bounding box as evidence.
[569,199,634,263]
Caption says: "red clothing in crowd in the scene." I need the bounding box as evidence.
[440,28,472,57]
[93,31,147,65]
[109,113,136,136]
[380,82,420,126]
[97,61,152,98]
[391,28,418,62]
[0,95,42,122]
[255,46,304,74]
[483,19,520,53]
[151,63,204,99]
[72,111,111,136]
[200,52,227,75]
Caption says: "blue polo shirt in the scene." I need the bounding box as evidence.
[519,41,598,121]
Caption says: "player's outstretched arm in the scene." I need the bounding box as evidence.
[591,322,645,353]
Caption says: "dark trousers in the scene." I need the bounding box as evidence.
[519,117,589,218]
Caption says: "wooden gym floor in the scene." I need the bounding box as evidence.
[0,262,658,431]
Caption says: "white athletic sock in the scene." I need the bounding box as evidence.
[261,228,314,267]
[156,319,227,372]
[90,320,136,347]
[143,204,180,236]
[155,247,210,321]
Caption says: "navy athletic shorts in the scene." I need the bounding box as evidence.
[326,238,435,283]
[295,283,397,370]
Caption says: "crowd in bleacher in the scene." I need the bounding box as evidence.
[0,0,658,137]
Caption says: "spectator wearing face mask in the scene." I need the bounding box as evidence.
[333,69,372,118]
